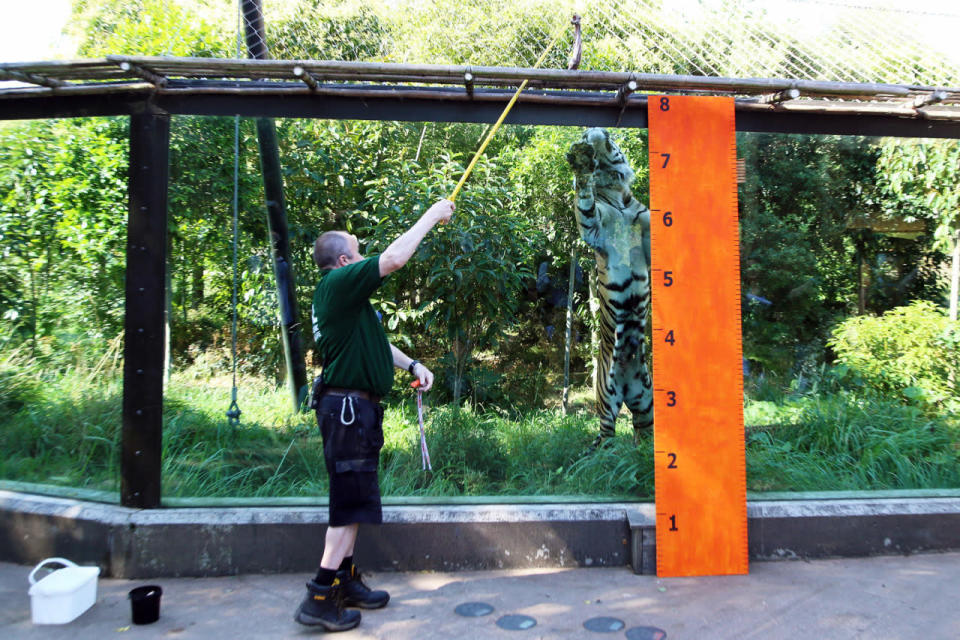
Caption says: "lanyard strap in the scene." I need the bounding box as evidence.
[416,389,432,471]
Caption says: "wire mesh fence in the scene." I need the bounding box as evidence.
[242,0,960,86]
[14,0,960,87]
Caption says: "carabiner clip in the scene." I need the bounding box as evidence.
[340,396,356,426]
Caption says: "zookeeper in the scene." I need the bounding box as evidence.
[294,198,455,631]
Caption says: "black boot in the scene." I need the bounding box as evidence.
[294,579,361,630]
[337,565,390,609]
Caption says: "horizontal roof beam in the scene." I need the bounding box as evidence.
[2,90,959,139]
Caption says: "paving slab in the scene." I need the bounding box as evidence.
[1,553,958,639]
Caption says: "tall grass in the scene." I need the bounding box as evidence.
[747,394,960,491]
[1,352,958,499]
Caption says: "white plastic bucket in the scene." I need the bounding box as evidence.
[27,557,100,625]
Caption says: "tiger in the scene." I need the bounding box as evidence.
[565,128,653,448]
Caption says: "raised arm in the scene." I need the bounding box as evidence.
[566,142,604,251]
[379,199,455,277]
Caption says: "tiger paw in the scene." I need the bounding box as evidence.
[566,141,597,175]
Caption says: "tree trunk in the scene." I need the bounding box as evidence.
[28,267,37,357]
[190,260,204,307]
[451,336,469,407]
[950,227,959,323]
[856,235,866,315]
[561,246,576,414]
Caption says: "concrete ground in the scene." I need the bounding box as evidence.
[1,553,958,640]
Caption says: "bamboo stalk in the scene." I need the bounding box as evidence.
[0,68,65,88]
[0,82,154,98]
[102,55,959,98]
[4,56,960,120]
[7,55,960,104]
[117,61,167,87]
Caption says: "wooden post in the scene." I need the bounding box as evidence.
[121,111,169,509]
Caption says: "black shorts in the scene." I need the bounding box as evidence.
[315,394,384,526]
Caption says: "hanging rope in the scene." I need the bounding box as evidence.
[226,6,243,429]
[226,113,243,429]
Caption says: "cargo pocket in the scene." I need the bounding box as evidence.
[353,400,384,456]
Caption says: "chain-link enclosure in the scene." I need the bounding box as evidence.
[226,0,959,85]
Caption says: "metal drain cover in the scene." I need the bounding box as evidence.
[584,616,626,632]
[625,626,668,640]
[496,614,537,631]
[454,602,494,617]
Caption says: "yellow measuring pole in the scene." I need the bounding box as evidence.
[448,21,570,202]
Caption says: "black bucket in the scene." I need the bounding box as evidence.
[128,585,162,624]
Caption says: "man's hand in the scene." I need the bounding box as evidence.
[412,362,435,391]
[426,199,455,225]
[379,199,456,277]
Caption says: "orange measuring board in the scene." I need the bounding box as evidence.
[647,96,748,577]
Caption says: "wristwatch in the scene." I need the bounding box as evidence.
[408,360,420,374]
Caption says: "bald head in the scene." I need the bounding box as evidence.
[313,231,352,269]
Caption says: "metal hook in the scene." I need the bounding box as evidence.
[340,396,356,426]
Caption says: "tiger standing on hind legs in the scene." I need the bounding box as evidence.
[566,128,654,449]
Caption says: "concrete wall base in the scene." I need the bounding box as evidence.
[2,491,959,578]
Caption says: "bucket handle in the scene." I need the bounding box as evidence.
[28,557,78,585]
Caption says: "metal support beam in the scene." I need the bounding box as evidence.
[154,92,960,139]
[122,112,170,509]
[2,90,960,139]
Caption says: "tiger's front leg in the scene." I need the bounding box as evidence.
[565,142,603,251]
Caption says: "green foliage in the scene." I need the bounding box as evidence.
[828,301,959,407]
[876,138,960,252]
[269,1,391,61]
[737,132,944,375]
[5,0,960,499]
[747,393,960,491]
[71,0,233,57]
[3,363,958,497]
[0,118,129,346]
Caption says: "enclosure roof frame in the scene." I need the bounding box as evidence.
[1,56,960,138]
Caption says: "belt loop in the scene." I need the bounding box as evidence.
[340,396,356,426]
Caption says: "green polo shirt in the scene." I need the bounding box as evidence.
[311,255,393,397]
